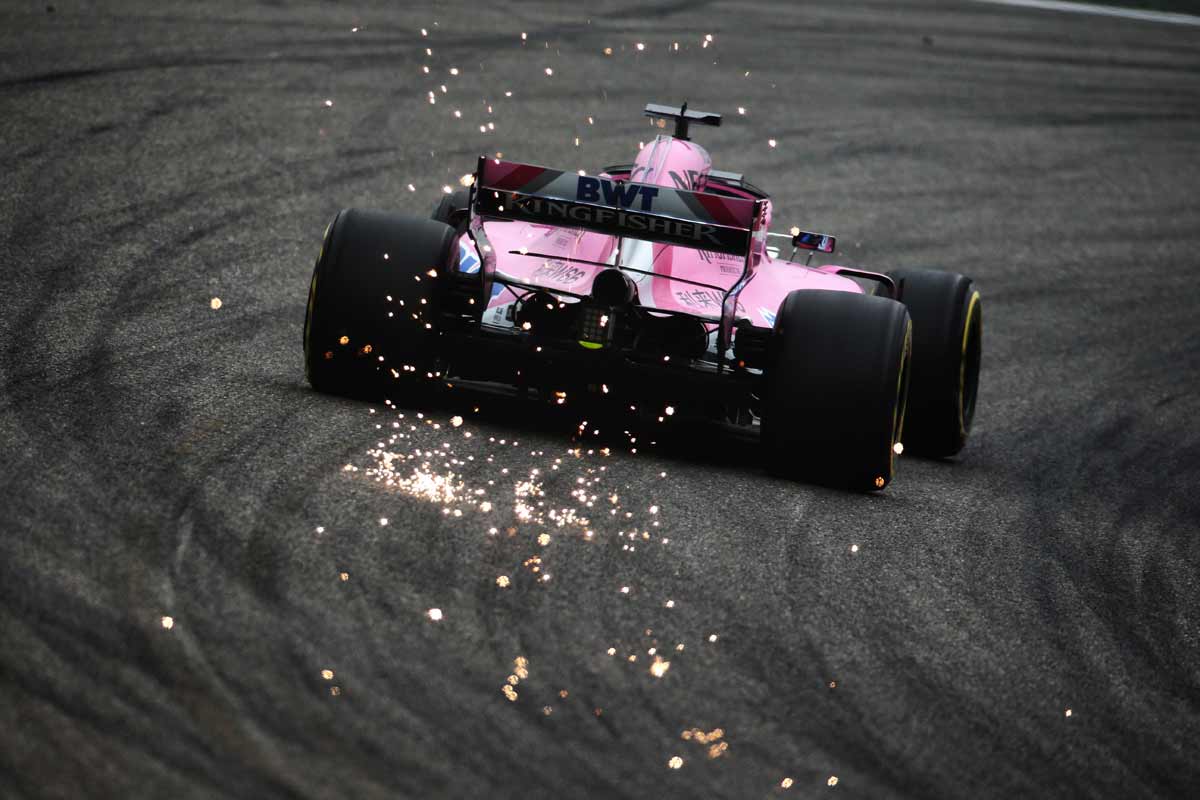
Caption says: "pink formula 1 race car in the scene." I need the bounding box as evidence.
[303,104,982,490]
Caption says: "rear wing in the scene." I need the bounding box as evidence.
[471,157,764,256]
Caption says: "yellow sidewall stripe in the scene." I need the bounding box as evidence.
[887,319,913,481]
[958,291,981,436]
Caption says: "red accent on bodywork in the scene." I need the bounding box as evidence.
[487,163,547,192]
[694,192,749,229]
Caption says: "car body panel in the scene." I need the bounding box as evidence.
[459,133,863,332]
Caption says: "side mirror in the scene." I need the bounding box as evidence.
[792,230,836,254]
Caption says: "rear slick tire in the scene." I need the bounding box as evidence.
[303,208,456,400]
[762,289,912,491]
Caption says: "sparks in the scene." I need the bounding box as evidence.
[427,608,443,621]
[160,616,174,629]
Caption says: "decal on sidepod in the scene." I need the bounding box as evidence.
[458,240,480,274]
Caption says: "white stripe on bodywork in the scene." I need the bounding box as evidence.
[617,238,659,308]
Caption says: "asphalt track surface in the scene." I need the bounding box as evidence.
[3,2,1199,798]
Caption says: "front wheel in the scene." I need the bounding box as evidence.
[303,208,456,399]
[886,268,982,457]
[761,289,912,491]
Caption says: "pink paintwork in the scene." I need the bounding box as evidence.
[458,134,864,334]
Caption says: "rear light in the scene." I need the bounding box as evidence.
[577,305,615,348]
